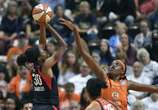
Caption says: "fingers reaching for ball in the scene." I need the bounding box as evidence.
[59,18,77,31]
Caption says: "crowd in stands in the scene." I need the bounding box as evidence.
[0,0,158,110]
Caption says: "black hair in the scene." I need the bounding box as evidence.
[80,88,89,110]
[17,54,27,66]
[86,78,107,100]
[24,46,40,64]
[54,4,64,14]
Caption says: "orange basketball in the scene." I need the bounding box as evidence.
[32,4,53,23]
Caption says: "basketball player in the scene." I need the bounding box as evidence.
[60,19,158,110]
[17,23,67,110]
[85,78,119,110]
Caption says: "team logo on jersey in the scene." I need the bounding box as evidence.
[112,91,119,100]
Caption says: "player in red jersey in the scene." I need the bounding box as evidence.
[17,23,67,110]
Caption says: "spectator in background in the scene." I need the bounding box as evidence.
[120,33,137,66]
[40,0,65,10]
[0,0,6,24]
[148,0,158,29]
[50,4,73,45]
[22,101,33,110]
[142,92,158,110]
[68,61,93,94]
[0,0,23,38]
[109,22,127,57]
[108,0,136,26]
[5,94,18,110]
[137,48,158,83]
[59,82,80,109]
[146,30,158,62]
[135,0,156,16]
[134,19,152,49]
[74,1,98,42]
[131,100,145,110]
[128,61,151,105]
[8,65,31,100]
[0,1,23,55]
[6,32,30,80]
[99,39,113,65]
[0,69,7,100]
[58,50,79,85]
[91,51,101,64]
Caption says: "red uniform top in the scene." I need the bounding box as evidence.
[96,98,119,110]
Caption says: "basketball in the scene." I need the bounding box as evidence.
[32,4,53,23]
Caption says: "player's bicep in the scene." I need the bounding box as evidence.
[43,54,57,69]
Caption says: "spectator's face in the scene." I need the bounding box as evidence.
[132,104,145,110]
[100,40,108,53]
[8,2,17,15]
[46,43,55,54]
[79,3,90,14]
[116,26,126,35]
[133,62,143,77]
[23,103,33,110]
[56,6,64,17]
[19,66,29,79]
[139,53,150,64]
[0,99,5,109]
[0,73,5,80]
[80,62,91,76]
[5,98,16,110]
[92,52,100,63]
[151,93,158,102]
[66,52,76,66]
[140,21,149,33]
[120,33,129,46]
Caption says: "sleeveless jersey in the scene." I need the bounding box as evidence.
[32,66,59,107]
[101,78,128,110]
[96,98,119,110]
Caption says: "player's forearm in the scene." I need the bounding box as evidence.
[39,23,46,49]
[73,28,107,80]
[46,24,67,48]
[73,27,85,55]
[128,81,158,93]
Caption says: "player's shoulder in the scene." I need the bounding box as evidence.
[86,101,101,110]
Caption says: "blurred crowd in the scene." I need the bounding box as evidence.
[0,0,158,110]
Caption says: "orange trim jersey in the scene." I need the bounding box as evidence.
[101,78,128,110]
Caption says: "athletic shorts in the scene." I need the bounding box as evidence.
[33,105,58,110]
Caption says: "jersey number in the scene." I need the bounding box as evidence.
[33,74,43,86]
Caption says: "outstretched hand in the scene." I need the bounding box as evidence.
[59,18,77,31]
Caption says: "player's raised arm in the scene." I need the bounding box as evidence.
[128,80,158,93]
[43,24,67,69]
[60,19,107,81]
[39,23,47,49]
